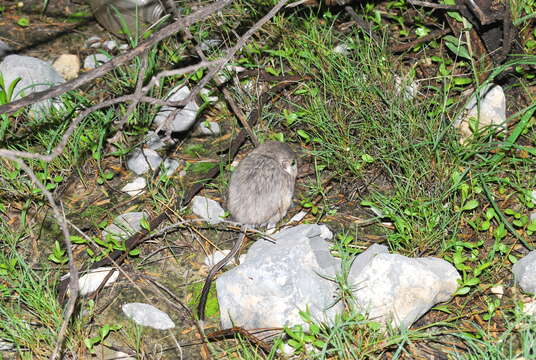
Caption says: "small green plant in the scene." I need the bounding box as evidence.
[84,324,122,353]
[48,240,68,264]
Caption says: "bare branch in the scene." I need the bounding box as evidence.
[0,0,232,116]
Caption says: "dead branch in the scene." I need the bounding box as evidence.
[0,0,232,116]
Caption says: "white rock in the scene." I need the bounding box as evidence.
[204,250,244,267]
[102,212,147,241]
[333,43,350,55]
[199,38,222,51]
[348,247,460,328]
[122,303,175,330]
[191,196,225,225]
[103,40,118,51]
[83,53,110,69]
[513,251,536,294]
[0,340,14,351]
[118,44,130,51]
[153,85,199,132]
[0,40,11,59]
[287,210,307,224]
[455,84,506,144]
[144,131,166,150]
[197,121,220,136]
[162,158,180,176]
[522,300,536,316]
[216,224,342,330]
[86,36,102,48]
[121,177,146,197]
[0,55,65,116]
[52,54,80,80]
[490,285,504,298]
[127,148,162,175]
[78,267,119,296]
[394,75,419,100]
[200,88,219,103]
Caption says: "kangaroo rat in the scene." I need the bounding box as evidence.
[197,141,297,320]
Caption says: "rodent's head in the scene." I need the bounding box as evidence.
[253,141,297,178]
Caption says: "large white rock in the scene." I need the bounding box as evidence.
[0,55,65,116]
[122,303,175,330]
[348,248,460,328]
[455,84,506,144]
[513,251,536,294]
[191,196,225,225]
[153,85,199,132]
[216,224,342,330]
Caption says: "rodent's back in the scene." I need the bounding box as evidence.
[228,153,295,226]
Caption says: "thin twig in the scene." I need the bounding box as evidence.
[391,28,452,53]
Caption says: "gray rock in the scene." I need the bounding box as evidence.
[102,212,147,241]
[162,158,180,176]
[0,40,11,59]
[83,53,110,69]
[348,244,389,279]
[86,36,102,48]
[216,224,342,330]
[191,196,225,225]
[0,55,65,116]
[199,38,222,51]
[513,251,536,294]
[153,85,199,132]
[78,267,119,296]
[144,131,166,150]
[455,84,506,144]
[103,40,118,51]
[197,121,220,136]
[348,250,460,328]
[394,75,419,100]
[0,340,14,351]
[127,148,162,175]
[122,303,175,330]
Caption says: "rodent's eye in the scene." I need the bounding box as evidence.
[291,159,296,166]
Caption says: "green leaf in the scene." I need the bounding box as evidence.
[297,130,310,142]
[445,41,472,60]
[129,249,140,256]
[17,17,30,27]
[361,154,374,163]
[453,77,472,86]
[464,277,480,286]
[432,305,452,314]
[454,287,471,296]
[462,200,479,211]
[140,217,150,231]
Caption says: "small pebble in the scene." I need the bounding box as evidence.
[121,177,146,197]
